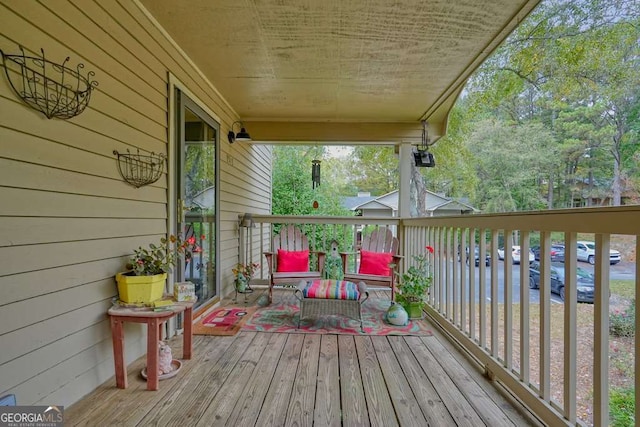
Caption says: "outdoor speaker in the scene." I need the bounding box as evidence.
[413,150,435,167]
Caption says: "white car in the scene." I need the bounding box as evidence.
[576,241,621,265]
[497,246,534,264]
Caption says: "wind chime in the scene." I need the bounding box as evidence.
[311,160,321,209]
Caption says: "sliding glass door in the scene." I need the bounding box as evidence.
[176,91,219,307]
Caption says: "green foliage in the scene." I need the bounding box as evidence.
[396,246,433,304]
[348,146,398,195]
[609,300,635,338]
[322,256,344,280]
[272,146,354,217]
[461,0,640,211]
[466,120,556,212]
[126,235,200,276]
[609,387,635,427]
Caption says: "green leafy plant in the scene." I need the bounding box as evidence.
[232,262,260,283]
[609,300,635,338]
[126,234,203,276]
[395,246,434,305]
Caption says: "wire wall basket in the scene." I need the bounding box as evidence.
[0,46,98,119]
[114,150,166,188]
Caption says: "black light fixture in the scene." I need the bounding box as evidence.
[227,121,251,144]
[413,120,436,167]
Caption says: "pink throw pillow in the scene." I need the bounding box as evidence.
[276,249,310,272]
[358,250,393,276]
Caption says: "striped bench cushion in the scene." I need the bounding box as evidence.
[302,280,360,300]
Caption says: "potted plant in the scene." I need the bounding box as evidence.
[395,245,434,319]
[232,261,260,293]
[116,234,202,304]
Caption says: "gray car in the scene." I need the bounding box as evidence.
[528,261,595,303]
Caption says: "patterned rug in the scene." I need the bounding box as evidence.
[242,294,432,336]
[193,306,257,336]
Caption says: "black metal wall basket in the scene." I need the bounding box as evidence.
[0,46,98,119]
[114,149,166,188]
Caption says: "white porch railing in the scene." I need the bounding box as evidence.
[246,206,639,426]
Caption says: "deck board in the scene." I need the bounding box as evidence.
[314,335,341,426]
[286,334,321,426]
[255,334,305,426]
[387,336,457,426]
[65,290,540,427]
[355,336,400,427]
[196,332,272,426]
[338,335,370,427]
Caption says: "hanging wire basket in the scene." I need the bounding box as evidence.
[0,46,98,119]
[114,149,166,188]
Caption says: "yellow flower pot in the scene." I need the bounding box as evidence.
[116,272,167,304]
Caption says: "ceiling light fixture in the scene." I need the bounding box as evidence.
[413,120,436,167]
[227,121,251,144]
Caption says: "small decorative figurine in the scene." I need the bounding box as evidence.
[158,341,174,375]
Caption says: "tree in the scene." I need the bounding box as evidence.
[347,146,398,195]
[467,120,557,212]
[464,0,640,207]
[272,146,353,217]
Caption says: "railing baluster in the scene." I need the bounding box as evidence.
[540,232,551,401]
[453,227,459,326]
[564,232,577,423]
[460,228,468,333]
[479,230,487,349]
[593,234,610,427]
[504,229,514,369]
[491,230,500,356]
[520,230,530,384]
[439,228,445,314]
[447,227,453,320]
[469,229,476,341]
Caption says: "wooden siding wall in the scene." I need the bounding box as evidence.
[0,0,271,407]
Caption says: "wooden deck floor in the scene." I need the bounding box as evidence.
[66,290,540,426]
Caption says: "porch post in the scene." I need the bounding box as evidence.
[398,143,412,217]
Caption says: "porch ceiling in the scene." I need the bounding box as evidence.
[140,0,540,142]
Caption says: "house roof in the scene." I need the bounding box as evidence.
[139,0,541,143]
[347,190,477,213]
[343,195,377,210]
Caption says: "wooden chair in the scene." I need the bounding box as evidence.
[340,226,401,300]
[264,225,326,303]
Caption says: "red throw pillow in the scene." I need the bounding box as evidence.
[276,249,310,272]
[358,250,393,276]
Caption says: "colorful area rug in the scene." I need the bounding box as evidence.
[193,306,257,336]
[242,295,432,336]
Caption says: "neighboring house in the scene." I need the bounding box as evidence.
[346,190,478,217]
[571,177,639,207]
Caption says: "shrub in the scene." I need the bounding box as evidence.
[610,300,635,338]
[609,387,635,427]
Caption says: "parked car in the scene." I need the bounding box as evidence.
[531,244,565,262]
[497,246,534,264]
[528,261,595,303]
[576,241,621,265]
[466,247,491,267]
